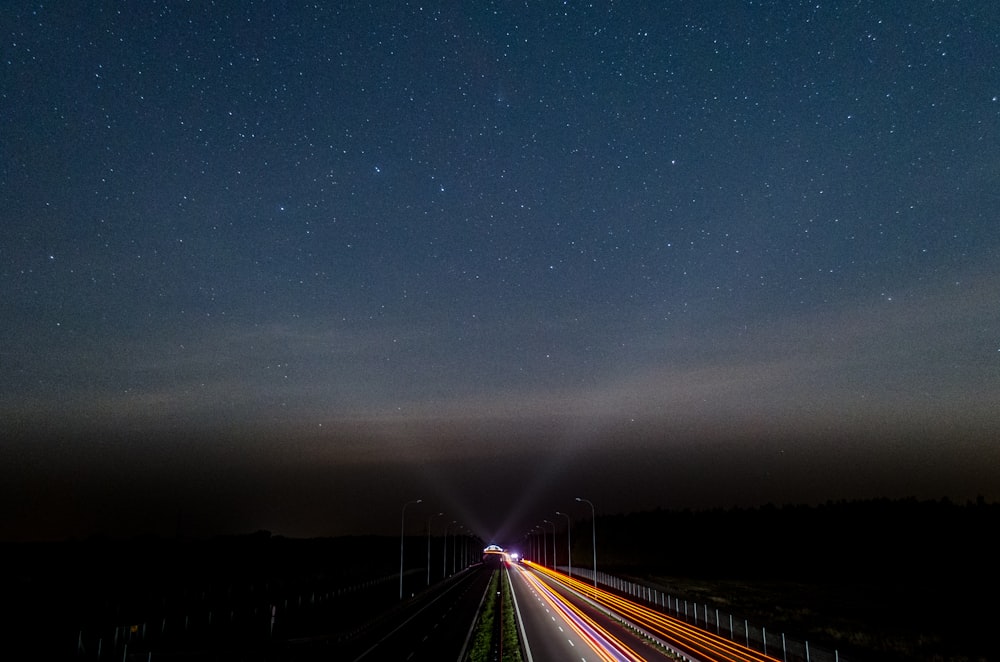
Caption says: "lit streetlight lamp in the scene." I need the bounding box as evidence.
[556,510,572,577]
[427,511,444,586]
[399,499,422,600]
[576,496,597,588]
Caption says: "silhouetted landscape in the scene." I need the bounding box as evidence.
[597,497,999,662]
[4,497,996,661]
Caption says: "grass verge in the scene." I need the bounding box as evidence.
[467,568,524,662]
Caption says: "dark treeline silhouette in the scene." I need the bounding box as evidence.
[592,496,998,583]
[584,496,999,662]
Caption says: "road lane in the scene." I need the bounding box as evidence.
[526,562,784,662]
[349,566,492,661]
[508,562,674,662]
[278,565,492,661]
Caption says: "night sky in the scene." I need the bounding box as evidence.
[3,2,999,544]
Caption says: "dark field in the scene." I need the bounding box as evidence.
[3,498,997,661]
[598,498,1000,662]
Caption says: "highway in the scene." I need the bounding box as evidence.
[278,557,785,662]
[518,561,784,662]
[347,565,491,661]
[508,562,676,661]
[278,564,492,661]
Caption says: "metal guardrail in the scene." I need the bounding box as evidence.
[562,566,847,662]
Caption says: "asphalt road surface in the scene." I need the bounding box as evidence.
[274,565,491,661]
[508,562,678,662]
[344,565,492,661]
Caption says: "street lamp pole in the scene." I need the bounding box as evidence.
[576,496,596,588]
[400,499,422,600]
[556,511,572,577]
[452,525,463,575]
[444,521,458,577]
[427,511,443,586]
[535,526,546,567]
[543,519,556,570]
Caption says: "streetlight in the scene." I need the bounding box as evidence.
[427,511,443,586]
[399,498,422,600]
[543,519,556,570]
[576,496,596,588]
[533,526,546,567]
[444,520,456,578]
[556,510,572,577]
[452,524,465,575]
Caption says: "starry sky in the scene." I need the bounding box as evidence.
[3,2,999,544]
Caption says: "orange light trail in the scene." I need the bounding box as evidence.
[512,564,646,662]
[524,562,783,662]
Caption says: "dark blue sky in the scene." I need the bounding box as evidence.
[2,2,998,542]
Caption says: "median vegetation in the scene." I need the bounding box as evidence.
[466,568,523,662]
[499,568,522,660]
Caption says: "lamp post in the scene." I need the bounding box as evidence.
[543,519,556,570]
[400,499,422,599]
[576,496,596,588]
[444,520,456,578]
[427,511,443,586]
[556,510,572,577]
[452,525,464,575]
[534,526,546,567]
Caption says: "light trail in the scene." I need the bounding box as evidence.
[512,563,646,662]
[525,562,783,662]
